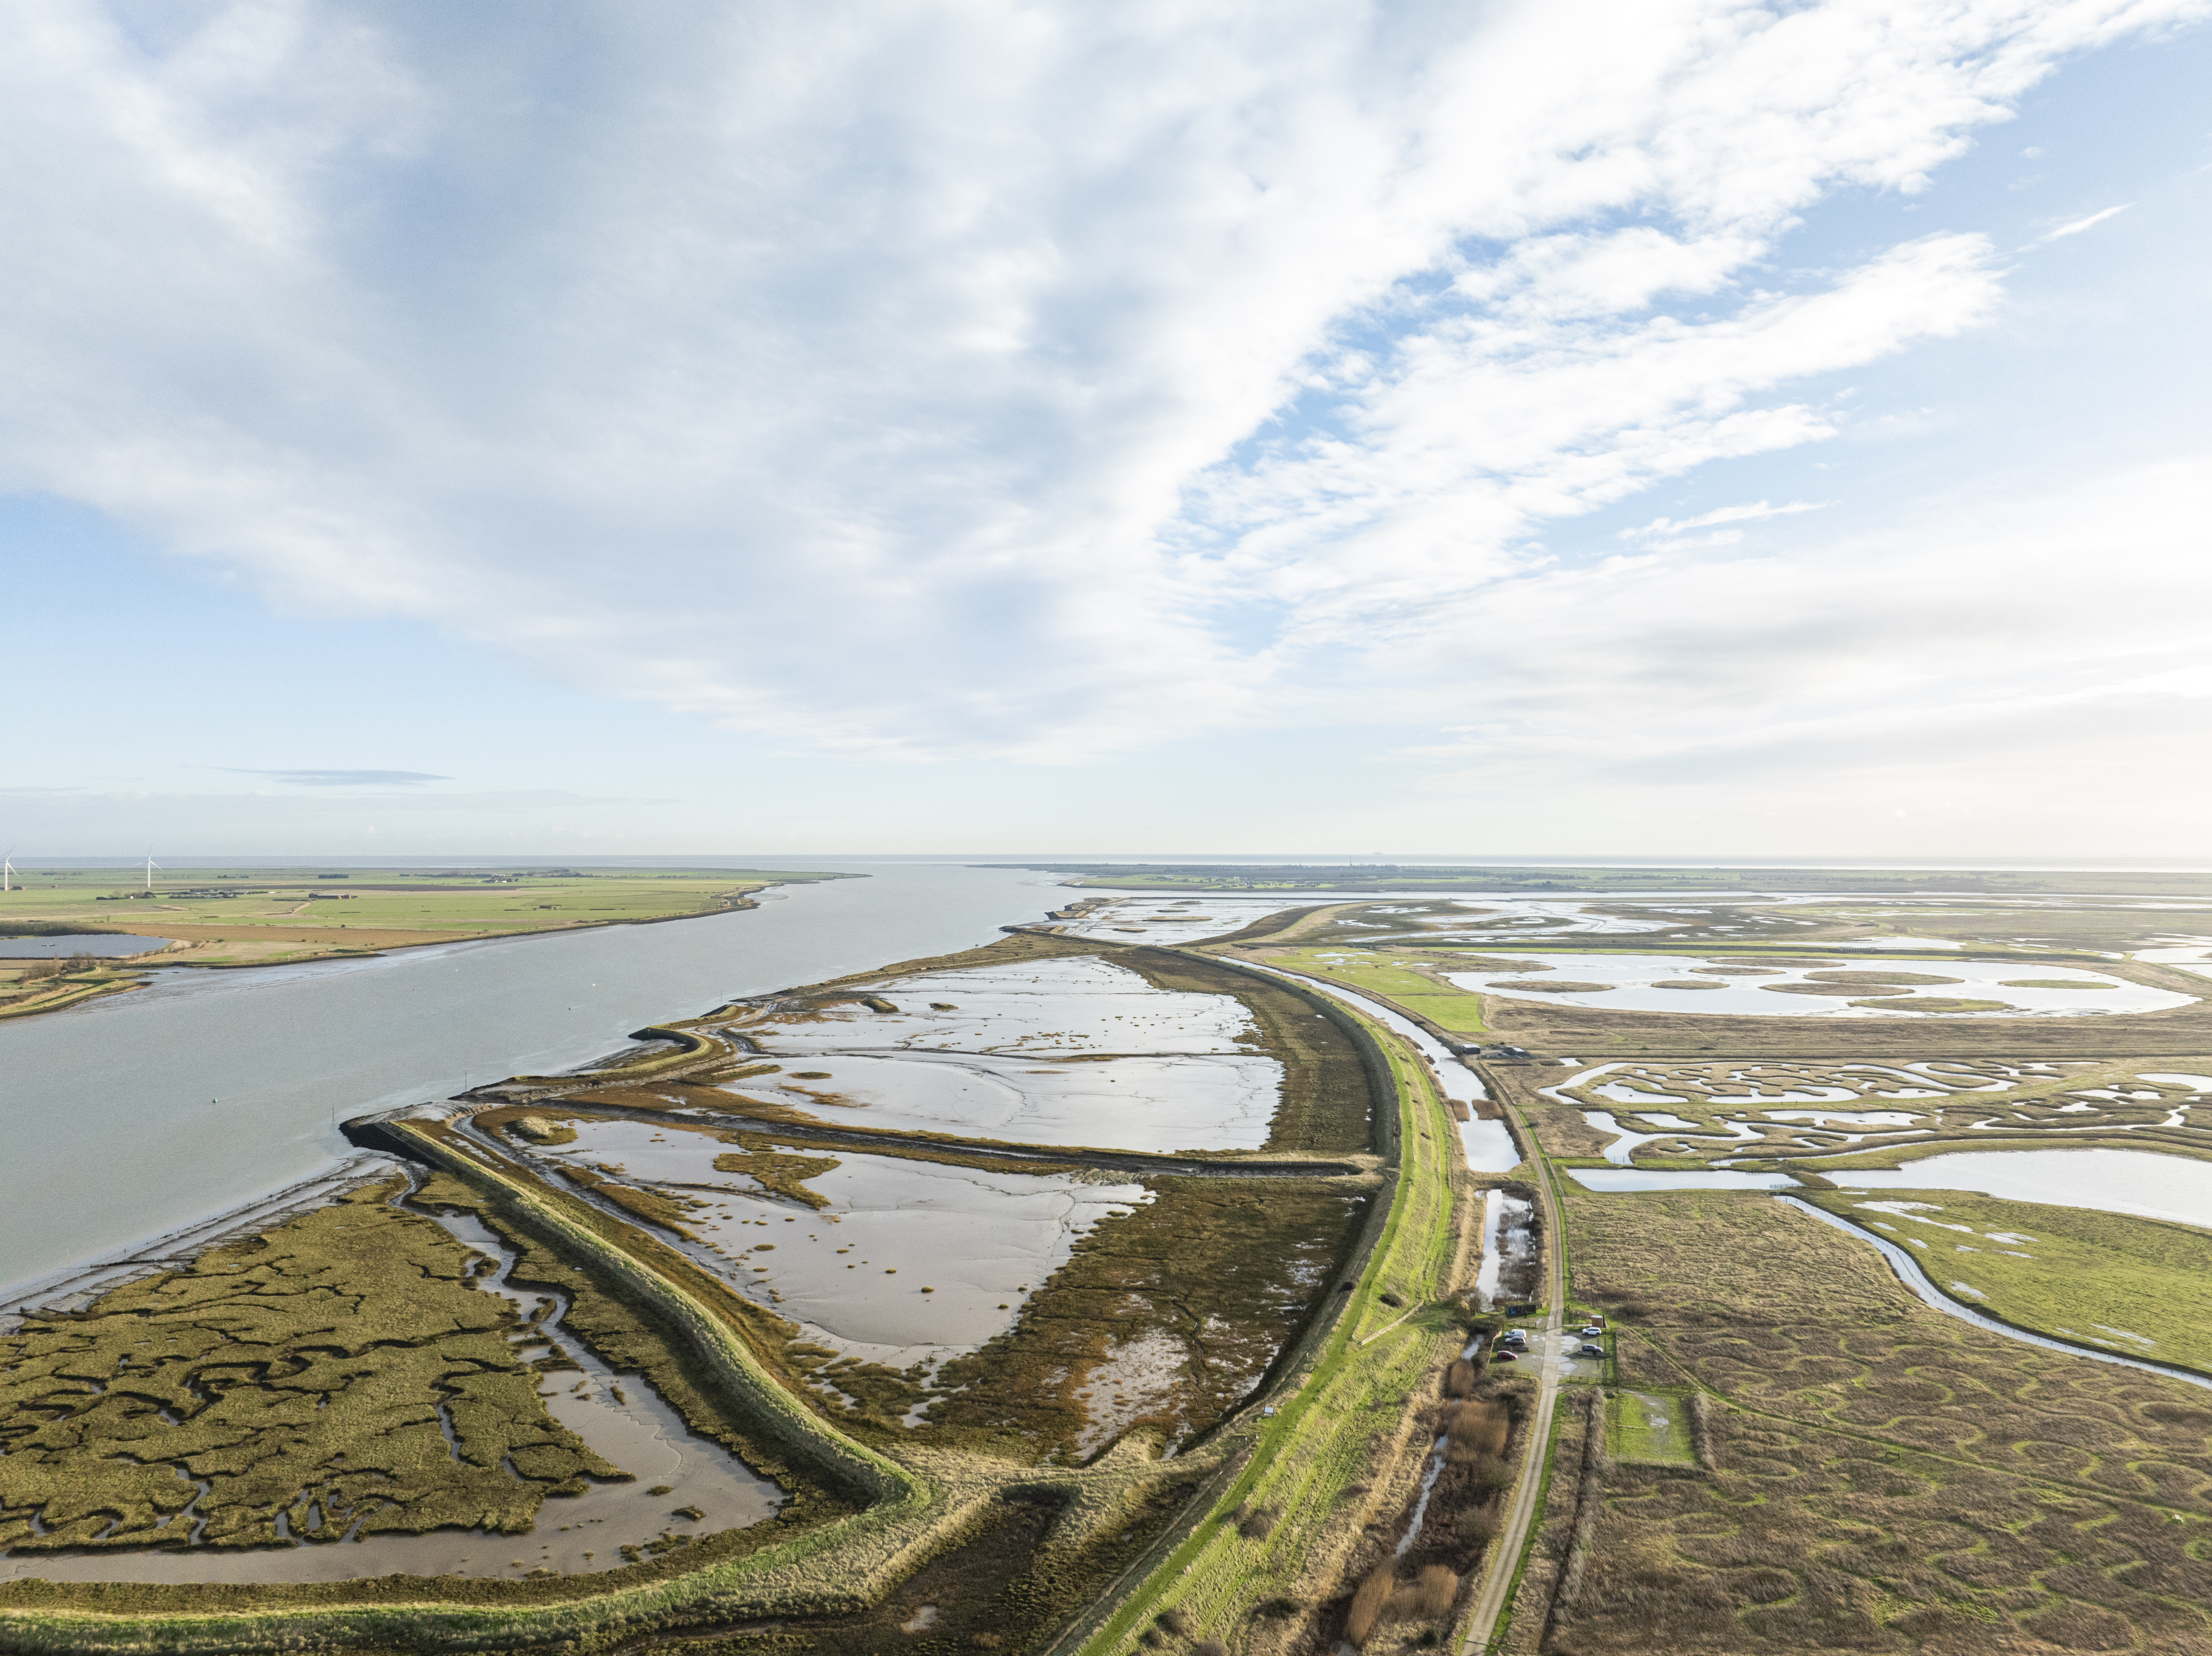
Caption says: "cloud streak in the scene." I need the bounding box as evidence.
[222,769,454,788]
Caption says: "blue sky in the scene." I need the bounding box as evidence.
[3,2,2207,858]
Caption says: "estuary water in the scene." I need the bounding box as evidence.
[0,863,1064,1298]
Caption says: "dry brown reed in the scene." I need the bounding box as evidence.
[1442,1358,1476,1398]
[1406,1564,1461,1618]
[1346,1560,1396,1647]
[1445,1397,1510,1463]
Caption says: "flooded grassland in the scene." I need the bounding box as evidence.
[0,923,1401,1656]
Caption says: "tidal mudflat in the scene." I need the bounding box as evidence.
[509,1113,1152,1367]
[711,953,1286,1152]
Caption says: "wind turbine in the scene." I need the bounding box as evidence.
[2,850,13,893]
[144,851,162,893]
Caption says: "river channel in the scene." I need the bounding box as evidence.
[0,863,1067,1300]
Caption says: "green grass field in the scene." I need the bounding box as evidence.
[1254,948,1489,1034]
[0,866,848,975]
[1069,1000,1467,1655]
[1604,1388,1695,1466]
[1803,1188,2212,1375]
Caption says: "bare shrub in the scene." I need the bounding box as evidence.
[1443,1358,1476,1398]
[1346,1561,1396,1647]
[1237,1505,1278,1540]
[1195,1641,1229,1656]
[1155,1608,1189,1637]
[1457,1504,1500,1542]
[1465,1450,1514,1493]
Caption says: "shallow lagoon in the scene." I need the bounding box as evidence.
[725,1050,1280,1153]
[0,933,172,958]
[1844,1148,2211,1229]
[526,1119,1148,1368]
[755,955,1262,1056]
[1447,954,2192,1017]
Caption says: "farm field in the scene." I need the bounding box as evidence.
[0,867,844,987]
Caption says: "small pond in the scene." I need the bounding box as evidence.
[1843,1148,2210,1229]
[0,934,170,958]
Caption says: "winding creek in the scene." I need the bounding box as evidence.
[1779,1196,2212,1395]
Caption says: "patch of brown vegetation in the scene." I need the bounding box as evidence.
[1549,1185,2212,1654]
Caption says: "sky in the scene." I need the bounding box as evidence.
[3,0,2209,860]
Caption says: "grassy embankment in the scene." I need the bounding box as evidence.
[1800,1188,2212,1376]
[1533,1183,2212,1654]
[1247,946,1489,1037]
[0,867,845,976]
[1060,994,1469,1656]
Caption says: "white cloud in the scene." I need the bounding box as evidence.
[2037,203,2135,240]
[1391,454,2212,828]
[1621,500,1831,544]
[0,0,2201,766]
